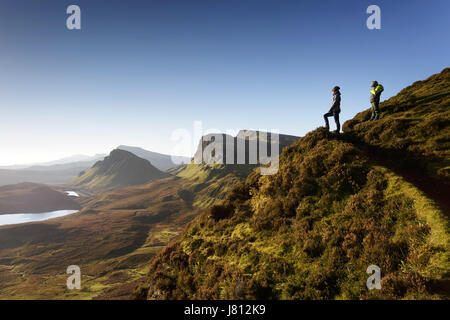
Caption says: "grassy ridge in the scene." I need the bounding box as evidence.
[344,68,450,180]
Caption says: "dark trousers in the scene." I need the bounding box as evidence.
[324,110,340,132]
[370,101,380,120]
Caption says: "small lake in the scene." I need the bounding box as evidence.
[65,191,80,197]
[0,210,79,227]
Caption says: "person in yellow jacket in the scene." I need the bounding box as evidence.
[369,81,384,120]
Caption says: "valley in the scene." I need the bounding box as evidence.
[0,132,297,299]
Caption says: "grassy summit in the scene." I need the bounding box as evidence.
[137,68,450,300]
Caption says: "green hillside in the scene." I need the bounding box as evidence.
[71,149,170,191]
[137,69,450,300]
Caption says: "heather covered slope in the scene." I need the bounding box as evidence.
[139,129,449,300]
[138,70,450,300]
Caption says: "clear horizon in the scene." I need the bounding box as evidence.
[1,0,449,165]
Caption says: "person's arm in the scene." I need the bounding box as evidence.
[371,85,383,95]
[329,94,339,111]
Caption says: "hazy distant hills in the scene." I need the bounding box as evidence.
[0,155,107,187]
[0,154,106,170]
[0,167,88,187]
[0,182,80,214]
[117,145,191,171]
[0,147,190,187]
[34,154,107,167]
[71,149,171,191]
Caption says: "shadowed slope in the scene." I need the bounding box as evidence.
[0,183,80,214]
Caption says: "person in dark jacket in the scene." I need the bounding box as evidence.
[369,81,384,120]
[324,86,341,133]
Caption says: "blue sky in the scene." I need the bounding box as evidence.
[0,0,449,165]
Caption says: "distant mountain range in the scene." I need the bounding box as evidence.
[0,147,190,187]
[0,154,107,170]
[71,149,170,191]
[0,167,90,187]
[0,155,107,187]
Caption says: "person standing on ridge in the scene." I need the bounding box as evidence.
[324,86,341,133]
[369,80,384,120]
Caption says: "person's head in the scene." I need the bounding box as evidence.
[332,86,340,94]
[371,81,378,88]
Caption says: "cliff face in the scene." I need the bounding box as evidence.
[193,130,299,165]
